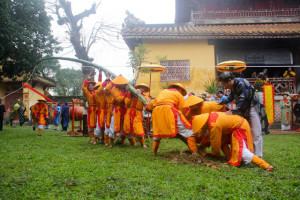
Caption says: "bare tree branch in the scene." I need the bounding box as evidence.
[54,0,122,65]
[74,3,97,23]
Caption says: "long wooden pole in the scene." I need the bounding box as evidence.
[38,57,149,106]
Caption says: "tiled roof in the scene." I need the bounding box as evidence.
[122,23,300,40]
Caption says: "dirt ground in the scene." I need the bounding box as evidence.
[163,129,299,169]
[163,150,228,170]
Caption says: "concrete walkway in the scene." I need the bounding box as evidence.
[270,129,300,135]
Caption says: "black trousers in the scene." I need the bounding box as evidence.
[0,118,3,131]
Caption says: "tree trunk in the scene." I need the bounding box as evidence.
[40,57,149,106]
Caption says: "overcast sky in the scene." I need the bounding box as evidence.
[48,0,175,79]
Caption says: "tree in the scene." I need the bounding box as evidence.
[128,43,168,86]
[128,43,151,85]
[36,58,61,79]
[0,0,60,78]
[52,68,84,96]
[54,0,119,80]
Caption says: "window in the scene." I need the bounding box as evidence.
[160,60,190,82]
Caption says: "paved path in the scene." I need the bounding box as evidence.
[270,129,300,135]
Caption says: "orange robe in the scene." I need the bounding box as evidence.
[146,89,191,138]
[106,82,126,133]
[95,84,105,130]
[185,101,226,121]
[82,80,97,128]
[31,103,48,125]
[123,92,148,136]
[200,112,254,166]
[104,92,114,129]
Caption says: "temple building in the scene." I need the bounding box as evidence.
[122,0,300,97]
[0,75,56,118]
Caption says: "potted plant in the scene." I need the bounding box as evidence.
[203,77,222,96]
[254,79,267,92]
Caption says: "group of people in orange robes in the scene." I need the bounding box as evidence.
[80,71,274,171]
[82,72,149,148]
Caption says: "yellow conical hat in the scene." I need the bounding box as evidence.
[183,95,203,108]
[112,74,129,85]
[134,83,150,93]
[38,97,47,102]
[168,83,187,96]
[192,114,209,134]
[93,82,102,90]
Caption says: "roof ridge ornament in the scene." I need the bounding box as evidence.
[122,10,145,29]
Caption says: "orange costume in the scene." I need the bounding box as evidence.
[93,81,106,142]
[123,83,150,147]
[105,81,126,134]
[94,83,105,130]
[146,83,198,156]
[31,98,48,136]
[101,81,114,146]
[102,75,128,147]
[184,95,226,121]
[193,112,273,171]
[32,102,48,126]
[82,80,97,141]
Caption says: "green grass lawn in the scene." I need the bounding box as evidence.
[0,126,299,199]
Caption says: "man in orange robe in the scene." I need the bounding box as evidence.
[183,95,228,149]
[192,112,274,171]
[31,98,49,136]
[102,82,114,147]
[93,71,106,143]
[183,95,227,121]
[123,83,149,148]
[82,74,97,144]
[146,83,199,156]
[103,75,130,147]
[94,81,105,142]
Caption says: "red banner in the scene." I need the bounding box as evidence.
[23,83,56,104]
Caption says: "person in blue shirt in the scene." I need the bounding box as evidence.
[216,91,229,107]
[52,101,61,131]
[218,72,269,158]
[209,93,218,101]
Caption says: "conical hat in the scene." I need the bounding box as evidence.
[112,74,129,85]
[168,83,187,96]
[183,95,203,108]
[38,97,47,102]
[93,82,102,90]
[134,83,150,93]
[192,114,209,134]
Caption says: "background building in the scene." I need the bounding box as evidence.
[122,0,300,97]
[0,75,56,118]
